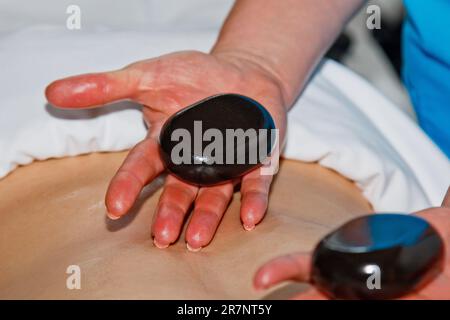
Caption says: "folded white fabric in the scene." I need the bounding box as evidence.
[284,62,450,212]
[0,26,448,213]
[0,26,214,176]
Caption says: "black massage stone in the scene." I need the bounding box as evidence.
[159,94,276,186]
[311,214,444,300]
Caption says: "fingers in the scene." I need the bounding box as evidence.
[185,183,234,251]
[253,252,312,291]
[45,67,141,108]
[240,169,273,230]
[106,138,164,219]
[152,176,198,248]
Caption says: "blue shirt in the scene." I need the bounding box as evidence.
[402,0,450,158]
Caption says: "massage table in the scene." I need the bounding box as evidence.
[0,153,370,299]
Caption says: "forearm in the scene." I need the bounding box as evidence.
[212,0,364,108]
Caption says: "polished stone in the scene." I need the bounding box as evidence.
[159,94,276,186]
[311,214,444,299]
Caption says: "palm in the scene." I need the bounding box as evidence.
[46,50,287,251]
[129,51,286,138]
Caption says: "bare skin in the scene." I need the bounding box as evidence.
[0,153,371,299]
[45,0,364,251]
[254,189,450,300]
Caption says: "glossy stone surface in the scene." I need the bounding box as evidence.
[311,214,444,300]
[159,94,276,186]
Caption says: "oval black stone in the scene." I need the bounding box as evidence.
[158,94,276,186]
[311,214,444,300]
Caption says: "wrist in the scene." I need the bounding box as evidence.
[211,46,295,109]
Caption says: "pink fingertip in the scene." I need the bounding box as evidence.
[254,272,271,291]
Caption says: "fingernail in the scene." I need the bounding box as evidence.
[153,238,169,249]
[243,224,255,231]
[186,242,202,252]
[106,211,120,220]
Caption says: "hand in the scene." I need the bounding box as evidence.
[45,50,288,251]
[253,188,450,299]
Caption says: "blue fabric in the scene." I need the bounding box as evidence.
[402,0,450,157]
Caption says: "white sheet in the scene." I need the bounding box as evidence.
[0,3,448,213]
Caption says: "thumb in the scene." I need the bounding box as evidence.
[253,252,312,290]
[45,67,141,108]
